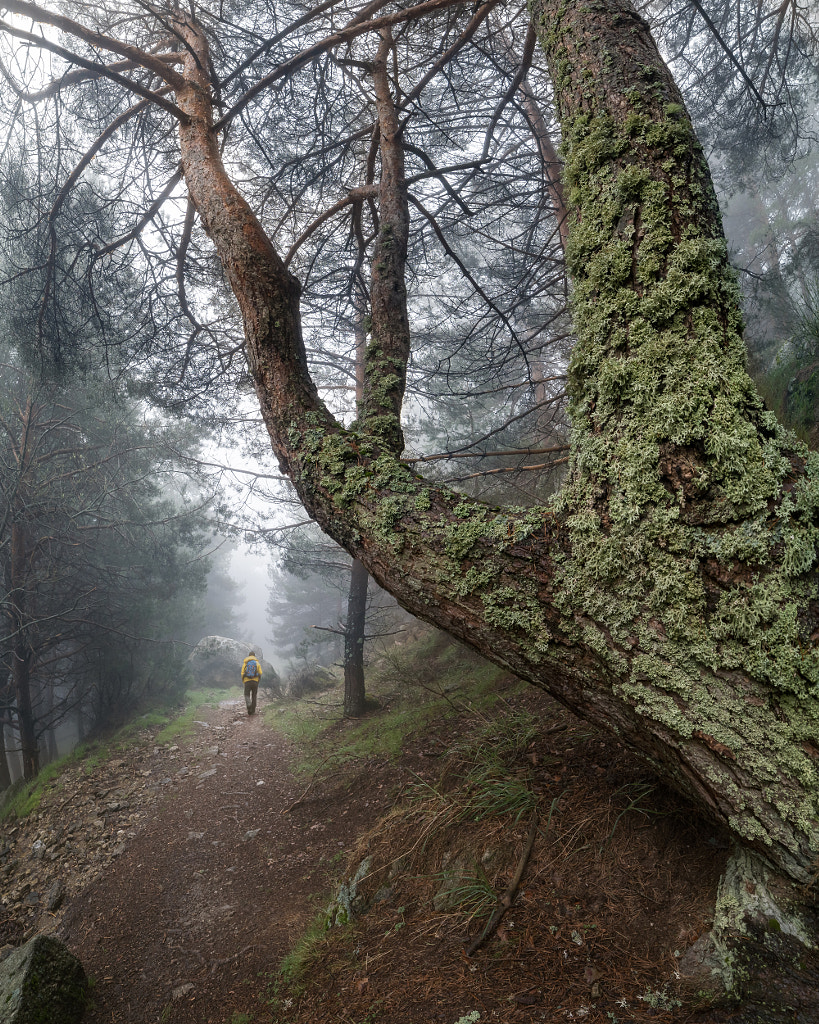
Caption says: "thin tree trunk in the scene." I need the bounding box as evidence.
[342,290,372,715]
[341,28,409,713]
[10,522,38,780]
[344,557,369,717]
[361,27,412,453]
[0,713,12,791]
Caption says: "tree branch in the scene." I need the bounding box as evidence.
[465,809,539,956]
[93,168,183,256]
[1,0,185,87]
[214,0,468,131]
[0,17,188,119]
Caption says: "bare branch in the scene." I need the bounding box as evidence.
[1,0,185,87]
[284,186,377,266]
[0,17,188,119]
[688,0,768,110]
[214,0,468,131]
[93,168,183,256]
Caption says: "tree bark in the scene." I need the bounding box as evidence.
[344,557,369,717]
[10,522,38,780]
[362,28,412,454]
[172,5,819,896]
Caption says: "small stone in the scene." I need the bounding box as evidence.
[45,881,65,912]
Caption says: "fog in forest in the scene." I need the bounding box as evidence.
[1,0,817,806]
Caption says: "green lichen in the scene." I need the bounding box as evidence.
[482,584,552,656]
[414,488,432,511]
[525,0,819,869]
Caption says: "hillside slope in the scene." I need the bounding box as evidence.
[0,633,742,1023]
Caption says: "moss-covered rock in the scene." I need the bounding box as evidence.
[0,935,87,1024]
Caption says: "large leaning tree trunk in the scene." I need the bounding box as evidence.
[175,2,819,1001]
[178,1,819,889]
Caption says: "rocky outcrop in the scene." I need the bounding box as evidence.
[186,636,280,693]
[0,934,87,1023]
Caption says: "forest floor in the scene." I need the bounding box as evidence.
[0,634,752,1024]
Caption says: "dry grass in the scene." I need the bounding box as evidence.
[262,683,735,1024]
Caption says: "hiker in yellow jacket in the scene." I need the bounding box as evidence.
[240,651,262,715]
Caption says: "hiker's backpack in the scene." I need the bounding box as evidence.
[244,658,259,679]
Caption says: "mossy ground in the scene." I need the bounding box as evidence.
[264,627,513,778]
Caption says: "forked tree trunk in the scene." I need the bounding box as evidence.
[174,8,819,992]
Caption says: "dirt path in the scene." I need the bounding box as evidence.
[58,696,380,1024]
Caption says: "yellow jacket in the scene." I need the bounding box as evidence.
[241,655,262,684]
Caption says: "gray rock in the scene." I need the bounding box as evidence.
[678,932,723,986]
[186,636,280,693]
[45,881,64,912]
[286,664,334,698]
[327,858,372,926]
[0,934,87,1023]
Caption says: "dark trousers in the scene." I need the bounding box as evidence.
[244,682,258,714]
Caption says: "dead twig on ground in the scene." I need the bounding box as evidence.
[465,807,539,956]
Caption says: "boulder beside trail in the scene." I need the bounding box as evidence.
[0,934,87,1024]
[187,636,281,693]
[287,664,335,698]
